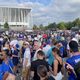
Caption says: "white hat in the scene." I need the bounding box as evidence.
[72,38,78,43]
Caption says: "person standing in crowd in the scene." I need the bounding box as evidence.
[47,39,59,66]
[43,41,51,60]
[66,40,80,80]
[12,44,19,72]
[22,41,31,80]
[37,65,55,80]
[51,47,63,80]
[1,47,15,80]
[31,50,49,80]
[33,40,42,61]
[20,41,26,62]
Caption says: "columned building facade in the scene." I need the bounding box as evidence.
[0,5,31,30]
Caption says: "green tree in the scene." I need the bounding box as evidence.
[4,22,9,30]
[73,18,80,27]
[66,22,74,30]
[45,22,57,30]
[39,24,44,30]
[32,17,80,31]
[33,24,39,30]
[57,22,66,30]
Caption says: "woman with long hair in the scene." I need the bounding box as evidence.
[51,47,63,80]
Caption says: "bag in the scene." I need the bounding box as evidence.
[74,61,80,80]
[62,47,67,58]
[60,40,68,58]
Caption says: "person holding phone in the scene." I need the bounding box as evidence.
[66,40,80,80]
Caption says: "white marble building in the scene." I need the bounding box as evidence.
[0,5,31,30]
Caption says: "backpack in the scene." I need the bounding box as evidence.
[60,40,68,58]
[59,46,67,58]
[63,47,68,58]
[74,61,80,80]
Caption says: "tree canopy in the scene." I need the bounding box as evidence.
[4,22,9,30]
[33,18,80,30]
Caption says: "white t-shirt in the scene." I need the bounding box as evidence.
[23,48,31,67]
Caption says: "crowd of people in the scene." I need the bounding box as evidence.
[0,30,80,80]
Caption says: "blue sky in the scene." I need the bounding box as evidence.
[30,0,51,5]
[0,0,80,26]
[14,0,51,5]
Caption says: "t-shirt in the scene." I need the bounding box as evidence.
[0,59,14,80]
[31,59,49,80]
[0,65,3,80]
[66,55,80,80]
[2,59,14,74]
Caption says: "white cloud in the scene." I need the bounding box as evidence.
[0,0,80,25]
[9,0,80,26]
[30,0,80,25]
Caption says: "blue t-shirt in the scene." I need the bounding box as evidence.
[2,59,14,74]
[66,55,80,80]
[47,46,54,66]
[0,65,4,80]
[0,59,14,80]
